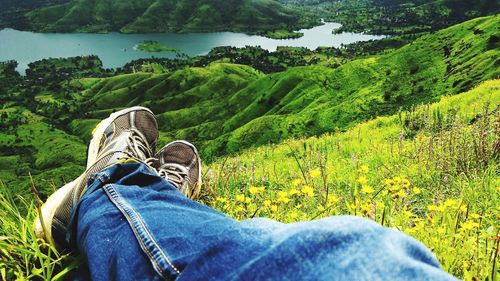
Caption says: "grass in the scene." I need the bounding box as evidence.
[0,181,79,280]
[205,79,500,280]
[0,80,498,279]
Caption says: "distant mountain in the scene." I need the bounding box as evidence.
[21,0,316,33]
[0,0,69,29]
[278,0,500,35]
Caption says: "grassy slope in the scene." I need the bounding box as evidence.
[0,16,497,197]
[1,80,498,279]
[205,79,499,279]
[24,0,313,33]
[0,108,86,196]
[72,15,499,159]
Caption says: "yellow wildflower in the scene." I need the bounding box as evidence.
[301,185,314,197]
[295,204,302,209]
[385,179,396,187]
[292,178,302,186]
[288,188,300,196]
[359,165,369,174]
[444,199,458,208]
[327,195,339,205]
[263,200,271,207]
[289,211,299,220]
[437,204,446,212]
[412,187,421,195]
[235,206,245,212]
[427,204,438,212]
[401,178,410,189]
[278,191,288,198]
[317,205,325,212]
[361,185,375,194]
[309,169,321,179]
[270,205,278,212]
[235,194,245,202]
[277,191,291,203]
[249,185,265,195]
[361,202,372,215]
[357,176,368,185]
[393,176,402,184]
[216,196,228,203]
[461,221,479,230]
[397,189,406,198]
[389,184,400,192]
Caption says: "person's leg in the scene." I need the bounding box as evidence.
[35,106,457,280]
[74,162,458,281]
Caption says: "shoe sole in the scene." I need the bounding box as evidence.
[161,140,203,197]
[33,176,81,247]
[87,106,155,168]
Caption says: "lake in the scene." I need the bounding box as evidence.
[0,22,385,74]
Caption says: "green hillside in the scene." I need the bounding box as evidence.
[280,0,500,35]
[206,79,499,279]
[23,0,317,33]
[73,15,499,159]
[1,79,498,279]
[0,15,497,199]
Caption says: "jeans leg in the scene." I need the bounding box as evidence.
[74,163,268,280]
[73,163,458,281]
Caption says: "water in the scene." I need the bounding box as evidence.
[0,22,385,74]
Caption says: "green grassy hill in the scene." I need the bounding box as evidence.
[0,15,497,199]
[72,15,499,159]
[1,79,498,280]
[205,79,499,280]
[23,0,317,33]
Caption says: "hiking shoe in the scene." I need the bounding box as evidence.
[34,107,158,248]
[154,140,202,199]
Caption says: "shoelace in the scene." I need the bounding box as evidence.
[157,163,190,190]
[126,129,154,160]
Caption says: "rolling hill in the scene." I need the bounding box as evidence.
[0,15,498,197]
[72,15,499,159]
[22,0,317,33]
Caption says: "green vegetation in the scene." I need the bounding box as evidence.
[0,14,499,280]
[1,80,498,279]
[281,0,500,36]
[135,40,178,53]
[0,0,68,30]
[20,0,319,34]
[208,80,500,280]
[83,16,499,160]
[263,30,303,39]
[0,16,498,197]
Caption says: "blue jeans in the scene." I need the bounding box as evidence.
[70,163,458,280]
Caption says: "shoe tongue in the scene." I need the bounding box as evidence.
[159,144,193,166]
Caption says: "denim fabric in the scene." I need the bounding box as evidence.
[73,163,458,281]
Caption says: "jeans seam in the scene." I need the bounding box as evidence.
[103,184,181,279]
